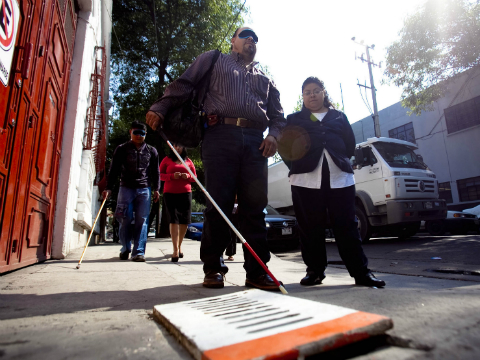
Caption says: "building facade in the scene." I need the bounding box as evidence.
[0,0,112,273]
[52,0,112,259]
[351,67,480,211]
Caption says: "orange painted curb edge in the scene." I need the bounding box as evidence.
[202,312,393,360]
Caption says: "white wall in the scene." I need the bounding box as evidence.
[52,0,112,258]
[351,67,480,209]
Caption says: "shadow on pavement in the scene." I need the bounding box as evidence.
[0,284,243,321]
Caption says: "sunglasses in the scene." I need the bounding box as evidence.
[237,29,258,44]
[132,129,146,136]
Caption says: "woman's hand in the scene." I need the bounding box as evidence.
[181,173,189,179]
[173,172,181,179]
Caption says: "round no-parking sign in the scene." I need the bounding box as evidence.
[0,0,20,86]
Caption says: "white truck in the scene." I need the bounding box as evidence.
[268,137,448,242]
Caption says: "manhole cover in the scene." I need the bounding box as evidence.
[153,289,393,360]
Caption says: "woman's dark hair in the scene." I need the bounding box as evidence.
[302,77,335,109]
[168,145,188,161]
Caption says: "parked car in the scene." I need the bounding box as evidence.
[184,206,300,249]
[264,205,299,249]
[425,210,479,236]
[185,212,204,241]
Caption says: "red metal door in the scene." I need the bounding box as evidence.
[0,0,76,273]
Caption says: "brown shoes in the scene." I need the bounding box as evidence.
[202,272,224,288]
[245,274,279,291]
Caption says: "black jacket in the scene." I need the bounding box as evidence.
[279,107,355,176]
[106,141,160,191]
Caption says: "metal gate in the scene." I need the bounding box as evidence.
[0,0,76,273]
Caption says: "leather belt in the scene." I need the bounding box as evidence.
[221,117,265,130]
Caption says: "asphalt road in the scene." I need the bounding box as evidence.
[272,233,480,283]
[271,232,480,359]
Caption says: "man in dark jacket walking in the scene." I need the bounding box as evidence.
[102,121,160,261]
[145,27,286,290]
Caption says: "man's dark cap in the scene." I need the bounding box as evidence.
[131,121,147,131]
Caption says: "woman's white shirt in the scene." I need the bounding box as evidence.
[289,112,355,189]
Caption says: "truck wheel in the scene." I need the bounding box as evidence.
[397,222,421,239]
[425,220,446,236]
[355,206,371,243]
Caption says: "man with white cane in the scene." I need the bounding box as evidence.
[103,121,160,262]
[146,27,286,290]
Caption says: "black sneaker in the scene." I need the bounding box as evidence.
[119,251,130,260]
[131,255,146,262]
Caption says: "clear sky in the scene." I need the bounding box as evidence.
[244,0,424,124]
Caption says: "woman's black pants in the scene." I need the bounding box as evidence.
[291,160,369,278]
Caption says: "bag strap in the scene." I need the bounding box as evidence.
[198,50,221,107]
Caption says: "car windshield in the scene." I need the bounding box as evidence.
[263,205,281,215]
[373,142,428,169]
[191,213,204,223]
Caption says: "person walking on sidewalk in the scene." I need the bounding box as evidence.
[160,144,196,263]
[279,77,385,288]
[146,27,286,290]
[103,121,160,262]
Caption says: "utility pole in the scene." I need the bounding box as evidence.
[352,37,382,137]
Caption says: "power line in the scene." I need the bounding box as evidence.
[215,0,247,50]
[103,1,125,58]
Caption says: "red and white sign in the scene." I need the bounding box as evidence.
[0,0,20,86]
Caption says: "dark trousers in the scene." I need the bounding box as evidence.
[226,213,239,257]
[200,125,270,278]
[291,158,369,278]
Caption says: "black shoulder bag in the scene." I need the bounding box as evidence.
[161,50,221,148]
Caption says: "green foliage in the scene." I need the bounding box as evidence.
[111,0,248,123]
[293,95,303,113]
[191,198,206,212]
[109,0,248,206]
[383,0,480,115]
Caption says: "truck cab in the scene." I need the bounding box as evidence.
[267,137,447,242]
[353,137,447,242]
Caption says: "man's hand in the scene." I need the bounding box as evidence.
[146,111,164,131]
[173,172,181,179]
[153,191,160,203]
[102,190,111,200]
[181,173,189,180]
[259,135,277,157]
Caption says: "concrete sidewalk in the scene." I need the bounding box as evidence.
[1,237,480,359]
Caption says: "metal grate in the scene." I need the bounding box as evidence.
[404,179,435,193]
[187,294,312,334]
[64,1,76,56]
[154,289,393,360]
[83,47,107,192]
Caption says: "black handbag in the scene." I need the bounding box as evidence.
[161,50,221,148]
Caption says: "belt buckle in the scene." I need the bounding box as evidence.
[237,118,247,126]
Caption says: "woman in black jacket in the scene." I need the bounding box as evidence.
[279,77,385,288]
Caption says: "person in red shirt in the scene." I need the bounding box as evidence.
[160,144,196,262]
